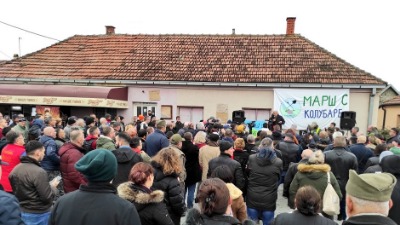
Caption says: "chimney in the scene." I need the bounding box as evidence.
[286,17,296,35]
[105,26,115,35]
[232,28,235,35]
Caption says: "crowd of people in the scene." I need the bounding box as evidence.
[0,110,399,225]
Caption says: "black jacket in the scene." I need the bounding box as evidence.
[49,182,141,225]
[381,155,400,225]
[208,153,246,191]
[324,147,358,196]
[151,161,185,225]
[283,159,308,200]
[365,156,379,169]
[0,190,25,225]
[343,215,397,225]
[112,146,143,187]
[244,143,258,155]
[271,210,338,225]
[118,182,174,225]
[181,141,201,186]
[246,152,282,211]
[184,208,242,225]
[275,140,299,171]
[9,156,56,213]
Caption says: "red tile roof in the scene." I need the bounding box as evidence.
[381,96,400,106]
[0,34,386,85]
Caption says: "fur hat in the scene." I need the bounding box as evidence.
[75,149,117,182]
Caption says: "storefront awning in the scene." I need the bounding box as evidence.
[0,84,128,108]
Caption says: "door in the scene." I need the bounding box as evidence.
[178,107,204,123]
[133,102,156,117]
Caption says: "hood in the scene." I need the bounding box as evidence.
[381,155,400,176]
[39,135,53,144]
[32,119,45,129]
[226,183,242,200]
[298,163,331,173]
[118,182,164,204]
[113,147,134,163]
[59,142,84,156]
[97,136,114,145]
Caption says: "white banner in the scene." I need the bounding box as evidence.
[274,89,349,130]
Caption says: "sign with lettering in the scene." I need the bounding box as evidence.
[0,95,128,109]
[273,89,349,130]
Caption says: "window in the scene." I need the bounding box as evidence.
[242,108,270,121]
[178,107,204,123]
[133,102,156,117]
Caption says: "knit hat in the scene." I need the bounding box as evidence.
[346,170,397,202]
[170,134,182,145]
[75,149,117,182]
[219,140,232,152]
[138,115,145,121]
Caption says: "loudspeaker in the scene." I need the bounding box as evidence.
[232,110,246,124]
[340,111,356,130]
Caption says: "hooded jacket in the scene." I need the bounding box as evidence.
[226,183,247,223]
[39,135,60,171]
[289,163,342,208]
[58,142,87,193]
[246,149,282,211]
[111,146,143,187]
[96,136,116,151]
[118,182,174,225]
[0,190,25,225]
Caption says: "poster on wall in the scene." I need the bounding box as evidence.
[273,89,349,131]
[36,106,61,120]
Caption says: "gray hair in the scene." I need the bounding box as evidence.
[333,136,347,148]
[196,122,205,130]
[259,137,273,148]
[70,129,83,142]
[348,195,390,216]
[247,135,255,144]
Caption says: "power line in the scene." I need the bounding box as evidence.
[0,50,12,59]
[0,20,61,41]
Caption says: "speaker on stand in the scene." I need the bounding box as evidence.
[232,110,246,124]
[340,111,356,130]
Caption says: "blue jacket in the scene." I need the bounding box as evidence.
[39,135,60,171]
[349,143,374,173]
[0,190,25,225]
[146,130,169,157]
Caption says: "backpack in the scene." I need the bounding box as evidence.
[322,172,340,216]
[83,139,95,153]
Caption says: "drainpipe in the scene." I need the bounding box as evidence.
[368,88,376,127]
[382,106,387,130]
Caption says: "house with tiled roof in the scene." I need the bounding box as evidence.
[0,18,390,132]
[378,94,400,129]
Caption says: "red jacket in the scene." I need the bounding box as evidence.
[84,135,98,151]
[58,142,87,193]
[0,144,25,192]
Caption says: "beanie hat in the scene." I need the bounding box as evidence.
[138,115,145,121]
[346,170,396,202]
[219,140,232,152]
[75,149,117,182]
[170,134,182,145]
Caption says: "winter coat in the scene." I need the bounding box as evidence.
[184,208,242,225]
[9,156,56,213]
[55,138,65,150]
[83,135,98,152]
[49,182,141,225]
[96,136,116,151]
[151,161,185,225]
[146,130,169,157]
[324,147,358,196]
[170,145,187,183]
[244,143,258,155]
[0,137,7,154]
[118,182,174,225]
[289,164,342,208]
[0,143,25,192]
[283,159,308,201]
[342,215,397,225]
[381,155,400,225]
[199,143,220,181]
[246,152,282,211]
[316,137,332,151]
[208,153,246,191]
[226,183,247,223]
[233,149,249,177]
[111,146,143,187]
[364,156,379,169]
[0,190,24,225]
[27,119,44,141]
[364,164,382,173]
[275,140,299,171]
[271,210,338,225]
[58,142,87,193]
[349,143,374,173]
[182,141,201,186]
[39,135,60,171]
[12,124,29,142]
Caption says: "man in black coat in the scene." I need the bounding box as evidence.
[275,133,299,184]
[343,170,397,225]
[324,136,358,221]
[112,132,143,187]
[207,141,245,191]
[49,149,141,225]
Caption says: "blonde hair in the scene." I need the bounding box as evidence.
[152,147,182,175]
[308,150,325,164]
[125,124,134,132]
[357,135,367,144]
[234,138,245,150]
[194,131,207,145]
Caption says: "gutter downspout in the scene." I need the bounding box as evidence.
[368,88,376,127]
[381,106,387,130]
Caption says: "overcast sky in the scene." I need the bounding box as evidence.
[1,0,399,90]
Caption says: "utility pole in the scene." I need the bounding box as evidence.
[18,37,22,57]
